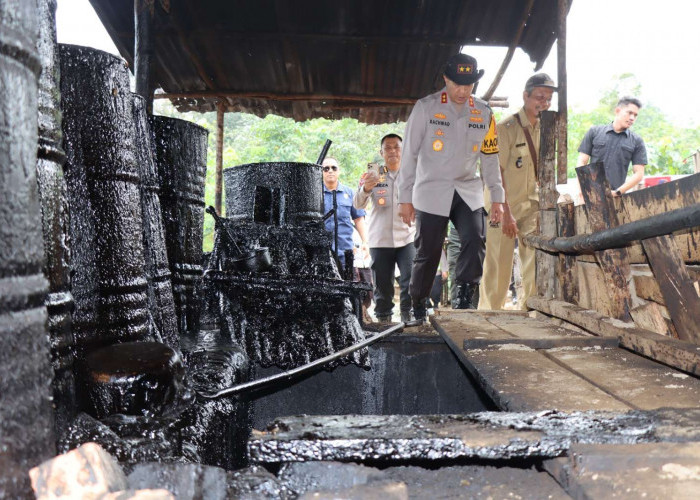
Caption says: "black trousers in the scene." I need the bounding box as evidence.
[370,243,415,318]
[409,192,486,301]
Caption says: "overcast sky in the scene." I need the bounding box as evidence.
[56,0,700,126]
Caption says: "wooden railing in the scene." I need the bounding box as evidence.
[520,110,700,374]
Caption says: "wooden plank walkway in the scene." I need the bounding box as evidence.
[431,309,700,412]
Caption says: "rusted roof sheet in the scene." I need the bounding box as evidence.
[89,0,572,123]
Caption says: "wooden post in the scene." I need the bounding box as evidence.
[576,163,633,321]
[557,198,578,303]
[134,0,154,113]
[215,100,225,214]
[535,111,558,299]
[556,0,568,184]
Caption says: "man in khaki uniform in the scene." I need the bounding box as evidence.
[479,73,556,310]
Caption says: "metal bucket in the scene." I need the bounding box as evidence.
[223,162,323,226]
[60,44,152,355]
[133,94,179,349]
[0,1,56,496]
[150,115,208,335]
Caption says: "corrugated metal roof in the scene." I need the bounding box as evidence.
[89,0,571,124]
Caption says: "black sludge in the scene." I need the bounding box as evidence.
[150,116,208,335]
[133,95,179,349]
[211,162,369,370]
[0,1,56,497]
[180,331,251,470]
[59,44,153,357]
[36,0,76,439]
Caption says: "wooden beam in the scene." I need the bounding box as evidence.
[641,235,700,344]
[155,90,419,104]
[556,0,568,184]
[527,297,700,377]
[535,111,559,299]
[481,0,535,101]
[134,0,154,112]
[576,163,632,321]
[214,101,224,215]
[557,198,578,302]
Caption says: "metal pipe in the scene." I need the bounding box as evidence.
[524,204,700,254]
[316,139,332,165]
[197,322,404,399]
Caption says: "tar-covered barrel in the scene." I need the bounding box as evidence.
[223,162,324,226]
[150,116,208,335]
[0,1,56,497]
[36,0,76,438]
[60,44,152,356]
[134,95,179,349]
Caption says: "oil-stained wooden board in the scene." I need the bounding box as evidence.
[449,344,631,412]
[545,346,700,409]
[528,298,700,377]
[630,301,674,337]
[432,310,613,349]
[641,235,700,344]
[544,442,700,500]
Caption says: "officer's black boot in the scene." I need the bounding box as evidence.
[453,282,479,310]
[468,284,480,309]
[405,298,427,326]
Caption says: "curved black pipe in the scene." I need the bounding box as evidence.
[524,204,700,254]
[197,322,404,399]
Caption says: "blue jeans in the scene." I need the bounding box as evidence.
[370,243,415,318]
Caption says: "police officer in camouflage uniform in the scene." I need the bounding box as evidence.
[398,53,505,324]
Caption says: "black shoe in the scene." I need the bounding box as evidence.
[405,299,427,326]
[453,282,479,310]
[376,315,392,324]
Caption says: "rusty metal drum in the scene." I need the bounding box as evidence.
[223,162,324,226]
[0,0,56,496]
[60,44,152,355]
[36,0,76,439]
[133,95,179,349]
[150,116,208,335]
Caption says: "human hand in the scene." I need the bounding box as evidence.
[362,170,380,192]
[399,202,415,226]
[490,202,504,226]
[501,212,518,239]
[441,271,448,281]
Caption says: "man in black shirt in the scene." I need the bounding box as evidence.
[577,96,647,197]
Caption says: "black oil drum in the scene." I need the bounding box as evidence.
[36,0,76,439]
[223,162,323,226]
[0,1,56,497]
[133,95,179,349]
[150,116,208,335]
[60,44,152,355]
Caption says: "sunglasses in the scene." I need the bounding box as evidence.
[322,165,339,172]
